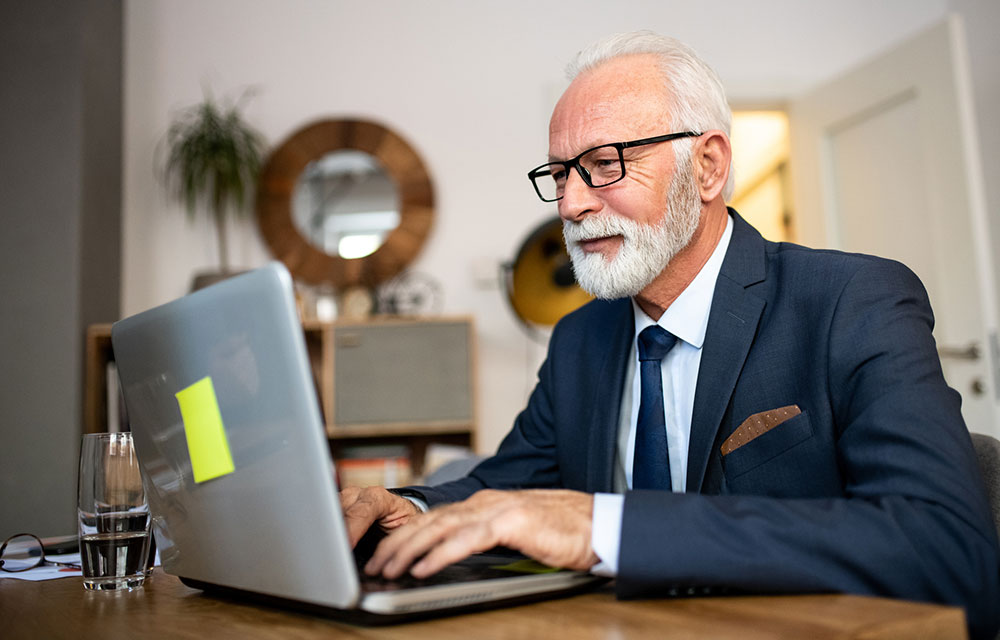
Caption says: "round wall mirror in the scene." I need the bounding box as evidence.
[257,119,434,287]
[292,150,400,259]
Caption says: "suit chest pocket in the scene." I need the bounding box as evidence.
[720,412,841,497]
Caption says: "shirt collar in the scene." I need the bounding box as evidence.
[632,213,733,349]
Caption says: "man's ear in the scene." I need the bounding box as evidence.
[693,131,732,203]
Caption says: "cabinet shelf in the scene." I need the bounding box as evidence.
[328,421,474,439]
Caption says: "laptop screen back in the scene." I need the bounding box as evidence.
[111,263,360,607]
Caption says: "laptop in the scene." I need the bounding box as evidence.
[111,262,602,621]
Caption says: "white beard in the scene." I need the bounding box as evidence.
[563,154,701,300]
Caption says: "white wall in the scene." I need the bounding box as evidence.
[949,0,1000,350]
[123,0,966,453]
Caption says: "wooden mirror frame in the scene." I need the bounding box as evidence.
[256,119,434,287]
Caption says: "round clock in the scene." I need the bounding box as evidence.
[339,286,375,321]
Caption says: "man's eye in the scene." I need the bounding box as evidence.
[584,150,619,170]
[552,168,568,183]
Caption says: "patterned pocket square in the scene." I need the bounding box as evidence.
[721,405,802,456]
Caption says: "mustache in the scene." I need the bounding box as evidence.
[562,214,637,243]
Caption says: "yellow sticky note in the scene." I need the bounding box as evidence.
[175,376,235,483]
[490,559,562,574]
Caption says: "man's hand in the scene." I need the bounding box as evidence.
[364,489,599,579]
[339,486,420,547]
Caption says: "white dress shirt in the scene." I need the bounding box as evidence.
[591,214,732,576]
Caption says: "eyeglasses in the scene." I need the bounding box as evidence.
[527,131,702,202]
[0,533,81,572]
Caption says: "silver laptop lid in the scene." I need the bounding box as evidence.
[111,262,360,608]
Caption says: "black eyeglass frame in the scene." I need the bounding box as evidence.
[0,532,81,572]
[527,131,702,202]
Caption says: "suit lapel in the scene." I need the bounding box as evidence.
[585,300,634,493]
[687,211,767,493]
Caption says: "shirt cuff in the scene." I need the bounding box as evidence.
[401,495,428,512]
[387,487,429,512]
[590,492,624,577]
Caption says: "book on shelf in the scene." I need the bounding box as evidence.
[335,444,412,489]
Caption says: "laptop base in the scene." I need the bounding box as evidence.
[178,573,607,625]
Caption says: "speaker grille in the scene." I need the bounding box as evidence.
[332,321,472,426]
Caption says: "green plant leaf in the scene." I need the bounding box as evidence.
[162,92,268,269]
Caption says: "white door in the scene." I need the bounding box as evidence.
[789,16,999,438]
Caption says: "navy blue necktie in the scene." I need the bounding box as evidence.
[633,325,677,491]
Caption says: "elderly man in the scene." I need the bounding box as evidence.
[341,31,1000,638]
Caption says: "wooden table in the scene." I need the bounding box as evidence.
[0,569,967,639]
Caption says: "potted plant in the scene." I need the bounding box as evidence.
[163,93,267,288]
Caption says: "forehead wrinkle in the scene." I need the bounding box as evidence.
[549,110,622,162]
[548,55,672,161]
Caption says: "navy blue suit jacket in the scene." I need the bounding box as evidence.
[414,211,1000,638]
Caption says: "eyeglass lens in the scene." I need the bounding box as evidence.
[0,534,44,572]
[533,145,624,201]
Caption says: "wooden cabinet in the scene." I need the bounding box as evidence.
[84,317,476,477]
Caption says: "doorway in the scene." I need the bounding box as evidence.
[730,110,793,243]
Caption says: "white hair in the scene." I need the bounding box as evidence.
[566,31,735,200]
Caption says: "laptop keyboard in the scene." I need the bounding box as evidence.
[356,554,541,593]
[352,528,550,592]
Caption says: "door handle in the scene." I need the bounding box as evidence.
[938,343,980,361]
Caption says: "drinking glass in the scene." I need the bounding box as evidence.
[77,432,152,590]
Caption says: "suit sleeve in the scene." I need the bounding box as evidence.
[616,260,1000,640]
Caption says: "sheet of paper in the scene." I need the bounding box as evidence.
[0,551,162,582]
[0,553,81,582]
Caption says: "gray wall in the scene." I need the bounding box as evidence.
[0,0,122,539]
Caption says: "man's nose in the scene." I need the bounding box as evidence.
[558,167,601,222]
